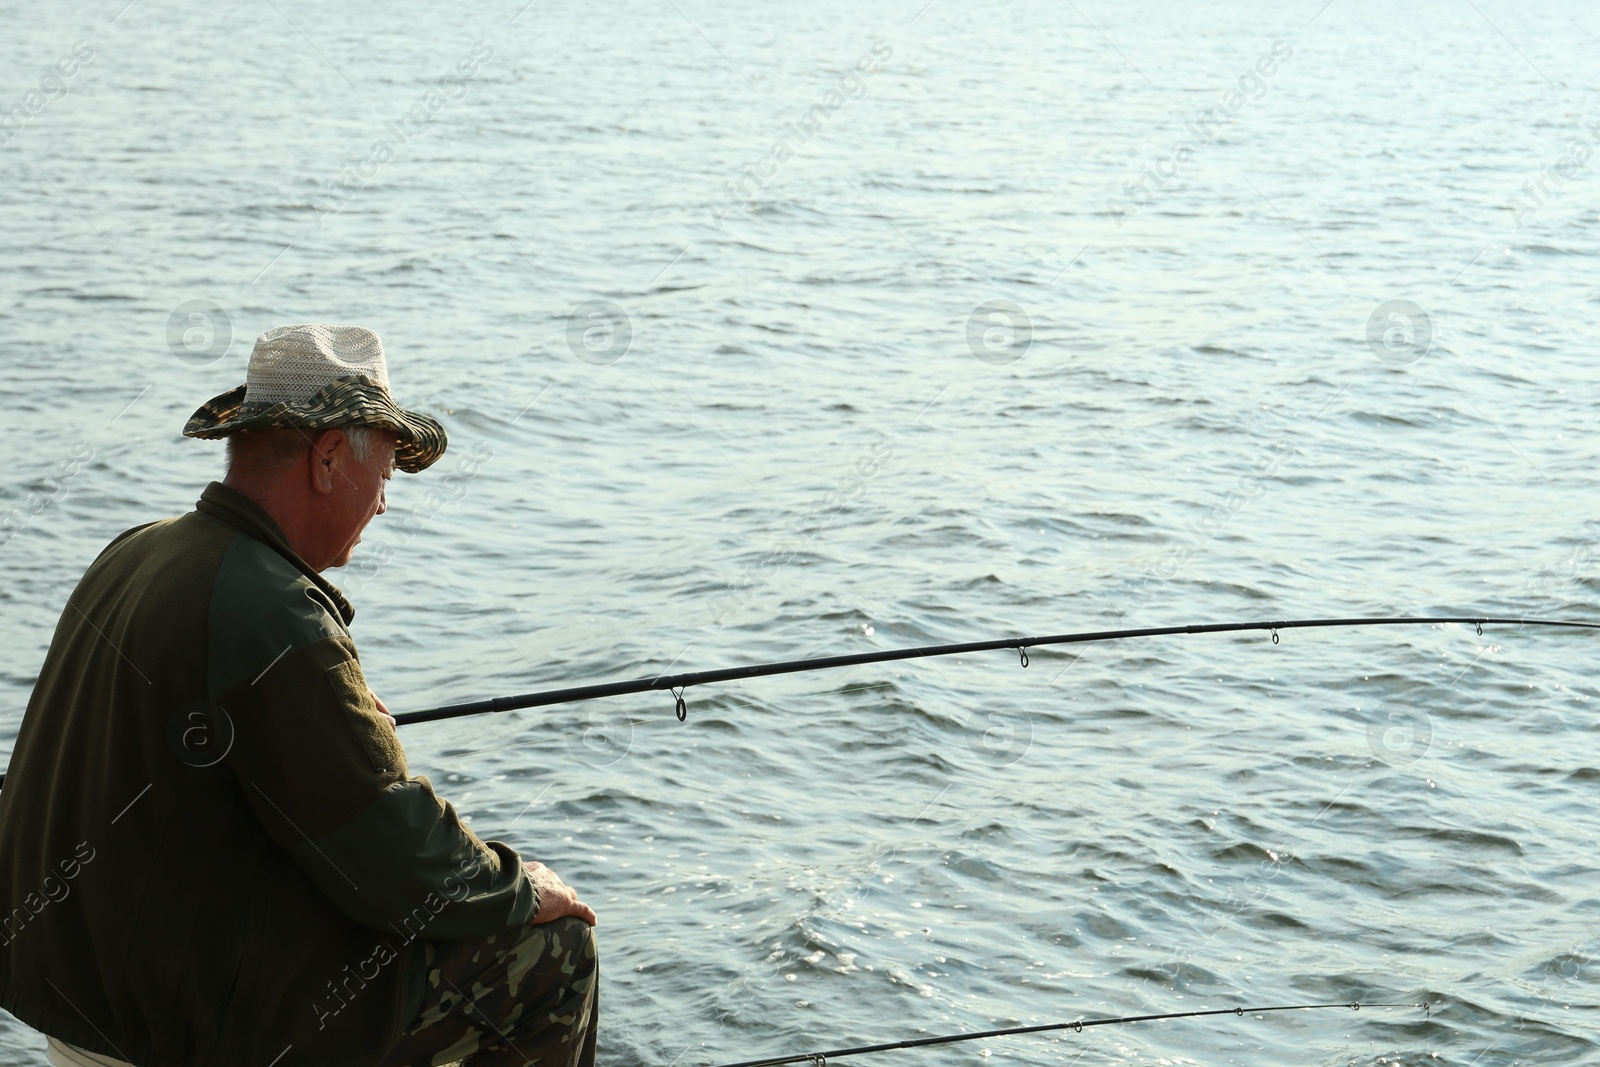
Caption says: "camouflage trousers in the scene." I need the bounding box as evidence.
[379,916,598,1067]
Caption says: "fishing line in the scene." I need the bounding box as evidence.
[703,1001,1428,1067]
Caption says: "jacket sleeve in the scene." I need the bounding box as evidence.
[218,633,539,940]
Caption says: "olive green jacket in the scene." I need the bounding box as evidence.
[0,482,538,1065]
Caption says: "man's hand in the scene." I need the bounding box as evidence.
[369,689,396,728]
[525,860,597,926]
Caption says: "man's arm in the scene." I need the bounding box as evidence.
[221,634,543,940]
[368,688,595,926]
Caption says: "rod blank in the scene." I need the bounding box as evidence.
[391,615,1598,727]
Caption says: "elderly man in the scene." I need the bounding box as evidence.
[0,325,597,1067]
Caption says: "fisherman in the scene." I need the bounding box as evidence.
[0,325,597,1067]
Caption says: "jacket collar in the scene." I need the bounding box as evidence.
[196,481,356,625]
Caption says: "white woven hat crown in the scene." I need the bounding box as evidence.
[184,321,446,472]
[243,324,391,408]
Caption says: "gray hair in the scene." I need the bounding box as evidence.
[343,425,380,463]
[226,424,386,473]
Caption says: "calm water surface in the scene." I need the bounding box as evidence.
[2,0,1599,1064]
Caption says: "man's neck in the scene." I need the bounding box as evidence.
[221,475,325,570]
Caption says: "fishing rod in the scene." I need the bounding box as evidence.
[703,1000,1428,1067]
[392,615,1600,727]
[0,616,1591,790]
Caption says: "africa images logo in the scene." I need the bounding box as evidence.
[1105,41,1294,228]
[0,41,95,148]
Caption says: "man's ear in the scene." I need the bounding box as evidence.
[308,429,345,496]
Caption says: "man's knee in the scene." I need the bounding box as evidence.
[549,916,598,990]
[498,917,596,1003]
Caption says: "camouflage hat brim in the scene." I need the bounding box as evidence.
[183,374,447,474]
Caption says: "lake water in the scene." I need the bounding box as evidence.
[3,0,1599,1063]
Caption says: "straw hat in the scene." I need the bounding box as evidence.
[183,324,446,473]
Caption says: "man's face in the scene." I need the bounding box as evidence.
[325,429,398,569]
